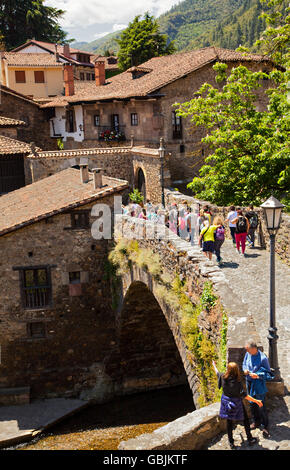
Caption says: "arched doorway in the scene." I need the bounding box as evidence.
[136,168,146,201]
[118,281,194,404]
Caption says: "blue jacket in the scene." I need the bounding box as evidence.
[242,350,270,383]
[248,366,274,399]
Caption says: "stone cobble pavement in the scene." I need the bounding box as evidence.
[205,395,290,450]
[217,241,290,388]
[203,240,290,450]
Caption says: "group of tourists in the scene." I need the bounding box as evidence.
[122,199,259,265]
[214,340,273,449]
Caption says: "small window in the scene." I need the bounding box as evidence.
[71,211,90,229]
[91,73,95,81]
[94,114,100,127]
[131,113,138,126]
[172,111,182,139]
[69,271,81,284]
[180,144,185,153]
[34,71,45,83]
[80,72,85,81]
[15,71,26,83]
[86,73,91,81]
[27,322,46,339]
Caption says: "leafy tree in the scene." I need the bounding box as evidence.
[0,0,68,50]
[175,0,289,207]
[175,63,289,206]
[255,0,289,65]
[116,13,176,72]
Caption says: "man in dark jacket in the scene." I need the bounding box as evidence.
[245,205,259,248]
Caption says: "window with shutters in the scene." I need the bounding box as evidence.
[131,113,138,126]
[15,71,26,83]
[27,322,46,338]
[66,109,76,133]
[34,71,45,83]
[16,267,52,309]
[70,211,90,229]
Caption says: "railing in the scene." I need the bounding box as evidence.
[23,287,51,309]
[97,125,126,142]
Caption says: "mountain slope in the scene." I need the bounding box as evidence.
[71,0,280,55]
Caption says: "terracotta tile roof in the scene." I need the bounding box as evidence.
[0,116,26,127]
[39,46,274,107]
[28,146,132,159]
[91,55,119,70]
[27,145,162,160]
[0,136,34,155]
[11,39,93,57]
[3,52,65,67]
[0,168,128,236]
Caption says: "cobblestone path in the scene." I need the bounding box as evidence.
[217,241,290,388]
[205,395,290,450]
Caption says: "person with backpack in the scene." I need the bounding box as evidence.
[226,205,237,246]
[245,205,259,248]
[231,209,250,256]
[213,216,225,264]
[243,340,272,437]
[199,219,222,261]
[212,360,260,449]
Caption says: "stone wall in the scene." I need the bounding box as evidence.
[118,402,226,450]
[0,195,126,402]
[0,88,57,151]
[165,189,290,266]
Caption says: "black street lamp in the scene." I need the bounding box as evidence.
[260,195,285,381]
[158,137,165,207]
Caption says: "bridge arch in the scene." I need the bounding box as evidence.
[117,265,198,406]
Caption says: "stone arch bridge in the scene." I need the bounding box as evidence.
[112,215,262,408]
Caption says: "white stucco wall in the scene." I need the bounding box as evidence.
[50,105,84,142]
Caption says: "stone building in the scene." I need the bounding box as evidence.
[25,144,171,205]
[0,166,129,403]
[40,47,276,184]
[0,85,58,150]
[0,134,32,194]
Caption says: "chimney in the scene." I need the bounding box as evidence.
[80,164,89,184]
[55,44,60,63]
[92,168,103,190]
[94,60,106,86]
[63,43,71,59]
[63,64,74,96]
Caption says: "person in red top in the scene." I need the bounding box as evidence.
[231,209,250,256]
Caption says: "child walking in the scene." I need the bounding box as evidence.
[213,361,262,449]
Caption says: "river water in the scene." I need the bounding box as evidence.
[18,385,195,450]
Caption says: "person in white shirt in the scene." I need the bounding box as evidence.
[227,205,238,245]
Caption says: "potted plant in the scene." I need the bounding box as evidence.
[129,188,144,204]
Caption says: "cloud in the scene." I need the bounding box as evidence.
[45,0,177,29]
[112,24,127,32]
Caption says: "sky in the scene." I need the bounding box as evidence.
[45,0,179,43]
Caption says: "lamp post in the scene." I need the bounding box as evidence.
[158,137,165,207]
[260,195,285,381]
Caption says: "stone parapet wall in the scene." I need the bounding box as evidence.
[165,189,290,266]
[118,402,226,450]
